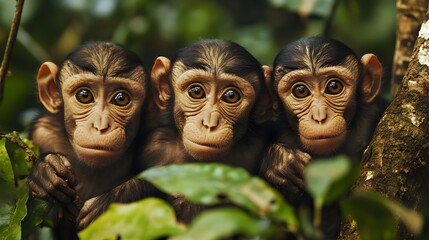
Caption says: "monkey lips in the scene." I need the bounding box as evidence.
[182,137,233,161]
[72,127,128,166]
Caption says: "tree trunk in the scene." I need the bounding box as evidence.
[391,0,428,96]
[340,7,429,240]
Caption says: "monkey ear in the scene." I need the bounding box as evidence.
[253,65,274,124]
[360,54,382,104]
[151,56,172,110]
[37,62,62,114]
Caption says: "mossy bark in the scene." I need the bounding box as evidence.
[391,0,428,95]
[340,8,429,240]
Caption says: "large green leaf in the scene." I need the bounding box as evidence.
[5,138,34,177]
[0,180,29,240]
[173,208,271,240]
[305,155,359,206]
[139,163,252,205]
[0,137,19,239]
[139,163,298,230]
[0,137,16,201]
[79,198,185,240]
[341,192,396,240]
[21,198,53,237]
[377,193,424,237]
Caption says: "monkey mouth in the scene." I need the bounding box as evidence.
[183,138,230,160]
[300,131,346,155]
[74,144,122,160]
[301,131,344,140]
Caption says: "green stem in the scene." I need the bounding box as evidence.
[313,199,323,228]
[0,0,25,101]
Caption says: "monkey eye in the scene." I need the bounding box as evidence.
[111,92,131,106]
[75,88,94,104]
[292,84,310,98]
[187,84,205,99]
[325,79,344,95]
[221,88,241,104]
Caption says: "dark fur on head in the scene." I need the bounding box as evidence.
[58,41,147,84]
[171,39,264,86]
[273,36,363,90]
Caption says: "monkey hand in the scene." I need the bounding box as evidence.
[76,179,156,230]
[76,195,107,230]
[28,153,78,205]
[260,144,311,205]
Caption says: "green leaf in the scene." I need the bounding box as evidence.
[0,137,19,239]
[5,139,33,177]
[173,208,270,240]
[230,178,298,231]
[21,198,53,237]
[139,163,252,205]
[382,195,423,236]
[0,180,29,240]
[341,192,396,240]
[79,198,185,240]
[305,155,359,206]
[0,137,16,202]
[139,163,298,230]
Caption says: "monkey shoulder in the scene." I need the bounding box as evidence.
[30,114,71,155]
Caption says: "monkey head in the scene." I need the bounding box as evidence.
[273,37,382,156]
[151,39,271,161]
[36,42,147,167]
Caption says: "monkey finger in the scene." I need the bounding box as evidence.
[296,151,312,164]
[28,181,56,203]
[76,198,99,230]
[43,164,76,199]
[45,154,78,187]
[46,183,74,204]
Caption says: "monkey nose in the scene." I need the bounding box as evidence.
[202,112,220,130]
[92,116,110,132]
[311,106,327,124]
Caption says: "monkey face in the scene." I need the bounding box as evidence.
[61,74,146,167]
[172,67,257,161]
[277,66,358,155]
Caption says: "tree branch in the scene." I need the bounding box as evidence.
[0,0,25,102]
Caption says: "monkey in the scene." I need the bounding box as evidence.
[259,36,388,238]
[141,39,273,223]
[28,41,159,239]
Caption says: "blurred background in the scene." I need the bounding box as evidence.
[0,0,395,132]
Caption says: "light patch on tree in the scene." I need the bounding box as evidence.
[418,20,429,39]
[365,171,374,181]
[418,21,429,66]
[402,103,424,127]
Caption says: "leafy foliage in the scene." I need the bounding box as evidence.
[140,163,297,227]
[78,157,425,239]
[0,132,51,240]
[0,132,426,239]
[79,198,185,240]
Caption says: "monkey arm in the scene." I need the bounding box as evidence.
[259,143,311,205]
[75,178,160,230]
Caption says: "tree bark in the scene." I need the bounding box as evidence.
[391,0,428,96]
[340,7,429,240]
